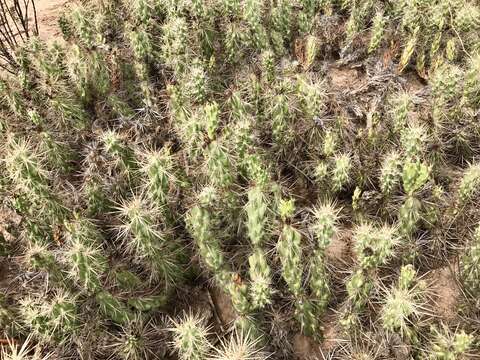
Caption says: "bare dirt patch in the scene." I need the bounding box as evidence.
[320,311,344,353]
[325,229,352,264]
[329,67,364,91]
[209,286,237,328]
[426,264,461,322]
[33,0,71,40]
[292,333,323,360]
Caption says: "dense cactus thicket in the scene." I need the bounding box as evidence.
[2,0,480,359]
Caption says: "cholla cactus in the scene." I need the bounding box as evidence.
[399,196,421,237]
[224,23,245,63]
[460,225,480,296]
[345,269,373,311]
[314,161,329,182]
[430,32,442,61]
[203,102,220,141]
[129,27,153,62]
[3,137,64,220]
[278,224,303,298]
[322,130,337,157]
[27,109,43,126]
[243,0,268,49]
[297,77,326,122]
[139,148,176,207]
[271,93,292,144]
[380,151,402,195]
[19,292,79,344]
[398,27,419,72]
[206,141,234,188]
[345,0,373,41]
[25,243,66,284]
[391,91,413,132]
[332,154,352,192]
[303,35,319,70]
[353,223,397,269]
[220,0,240,15]
[453,3,480,32]
[278,198,295,222]
[212,329,268,360]
[51,96,89,130]
[227,112,253,161]
[243,154,270,188]
[161,16,189,73]
[1,335,53,360]
[4,137,50,200]
[187,205,225,273]
[70,6,96,48]
[112,316,158,360]
[245,187,268,247]
[381,265,424,340]
[311,201,340,251]
[245,186,273,309]
[233,315,263,341]
[109,95,136,120]
[225,274,252,315]
[64,218,107,292]
[398,263,416,290]
[130,0,155,25]
[185,60,209,103]
[102,130,136,173]
[96,290,133,324]
[401,123,427,159]
[427,326,474,360]
[445,38,457,62]
[0,81,26,117]
[117,196,181,285]
[40,132,73,173]
[294,298,319,337]
[463,54,480,106]
[271,0,292,40]
[458,163,480,204]
[84,177,109,216]
[297,0,317,34]
[169,312,211,360]
[431,65,463,122]
[309,253,330,312]
[5,1,480,358]
[116,269,142,291]
[306,201,335,316]
[368,10,386,53]
[402,160,430,196]
[248,249,272,309]
[260,50,275,82]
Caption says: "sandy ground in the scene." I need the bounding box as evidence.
[33,0,71,40]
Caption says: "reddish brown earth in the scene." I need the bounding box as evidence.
[33,0,71,40]
[426,264,462,323]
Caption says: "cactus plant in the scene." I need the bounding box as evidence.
[2,0,480,357]
[427,326,474,360]
[381,265,424,340]
[168,312,211,360]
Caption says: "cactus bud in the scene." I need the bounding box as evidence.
[278,224,303,298]
[248,249,272,310]
[368,11,386,53]
[169,312,211,360]
[332,154,352,192]
[380,151,402,195]
[458,163,480,204]
[353,223,398,269]
[96,291,133,324]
